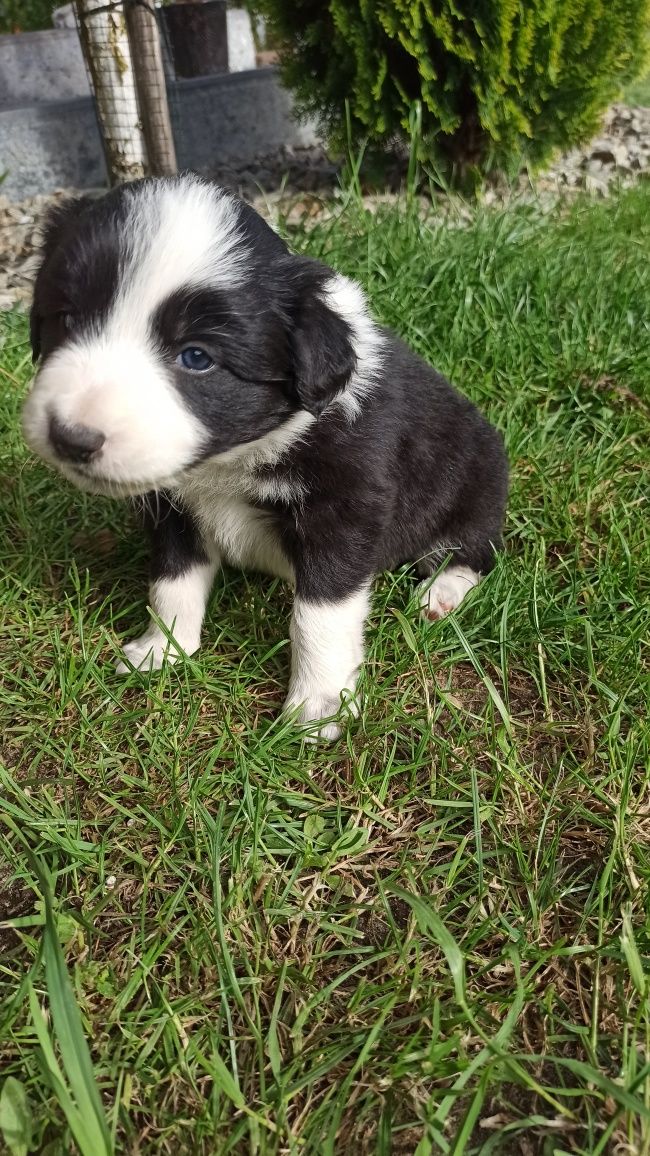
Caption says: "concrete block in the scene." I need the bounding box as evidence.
[1,8,259,108]
[0,68,319,200]
[226,9,256,72]
[0,98,107,197]
[0,28,90,106]
[171,69,318,169]
[52,4,77,29]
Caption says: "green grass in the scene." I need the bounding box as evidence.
[1,184,649,1156]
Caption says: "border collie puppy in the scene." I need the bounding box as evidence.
[23,174,508,739]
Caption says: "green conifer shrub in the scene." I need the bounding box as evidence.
[252,0,649,173]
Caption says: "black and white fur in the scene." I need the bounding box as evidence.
[23,174,508,739]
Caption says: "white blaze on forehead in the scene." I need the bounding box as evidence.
[109,176,248,340]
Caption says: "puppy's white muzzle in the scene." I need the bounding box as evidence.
[22,337,205,494]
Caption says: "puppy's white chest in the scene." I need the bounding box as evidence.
[210,495,291,578]
[180,480,294,582]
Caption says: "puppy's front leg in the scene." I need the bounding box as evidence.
[116,495,219,673]
[285,585,371,740]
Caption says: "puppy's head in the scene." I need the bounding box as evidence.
[23,174,374,497]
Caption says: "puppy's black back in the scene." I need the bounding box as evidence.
[266,332,508,601]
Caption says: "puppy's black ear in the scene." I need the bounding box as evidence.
[288,259,357,417]
[39,196,91,262]
[30,196,91,362]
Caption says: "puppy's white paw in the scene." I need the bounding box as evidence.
[115,631,198,674]
[284,691,357,742]
[285,589,368,742]
[419,565,480,622]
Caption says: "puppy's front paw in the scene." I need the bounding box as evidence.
[115,631,198,674]
[283,691,355,742]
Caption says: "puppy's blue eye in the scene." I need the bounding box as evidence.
[177,346,214,372]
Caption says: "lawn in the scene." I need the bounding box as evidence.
[1,183,649,1156]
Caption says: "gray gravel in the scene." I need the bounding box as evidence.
[537,103,650,193]
[0,189,68,311]
[2,103,648,312]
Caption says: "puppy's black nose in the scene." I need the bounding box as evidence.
[49,415,105,464]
